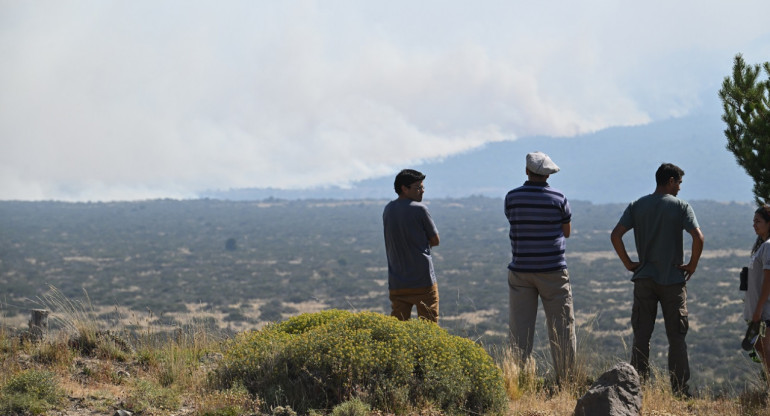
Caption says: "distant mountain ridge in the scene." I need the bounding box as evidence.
[202,114,754,204]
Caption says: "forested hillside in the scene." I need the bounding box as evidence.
[0,197,760,392]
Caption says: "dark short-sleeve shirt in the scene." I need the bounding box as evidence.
[505,181,572,273]
[618,193,699,285]
[383,199,439,290]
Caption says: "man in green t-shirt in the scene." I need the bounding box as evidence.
[610,163,705,398]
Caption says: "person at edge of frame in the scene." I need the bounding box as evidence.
[742,205,770,376]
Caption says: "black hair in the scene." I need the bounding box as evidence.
[393,169,425,195]
[752,204,770,254]
[655,163,685,186]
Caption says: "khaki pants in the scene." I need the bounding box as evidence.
[389,284,439,323]
[508,269,576,382]
[631,278,690,395]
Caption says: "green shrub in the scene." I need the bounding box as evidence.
[33,340,75,366]
[0,326,17,354]
[200,408,240,416]
[123,378,181,414]
[68,330,133,361]
[271,405,298,416]
[136,347,158,368]
[198,383,262,416]
[0,369,65,415]
[331,398,371,416]
[213,310,507,415]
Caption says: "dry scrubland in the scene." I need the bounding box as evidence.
[2,198,770,414]
[2,295,770,416]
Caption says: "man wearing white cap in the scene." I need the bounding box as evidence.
[504,151,576,384]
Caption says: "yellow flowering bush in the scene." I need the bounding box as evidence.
[212,310,507,415]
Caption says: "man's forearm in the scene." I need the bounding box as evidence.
[688,228,705,268]
[611,224,638,271]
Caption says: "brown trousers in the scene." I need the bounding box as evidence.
[389,284,439,323]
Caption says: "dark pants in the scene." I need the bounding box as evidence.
[631,278,690,395]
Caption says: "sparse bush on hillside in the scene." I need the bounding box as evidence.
[0,369,66,415]
[32,338,75,367]
[123,378,181,414]
[196,383,262,416]
[212,310,508,415]
[330,397,371,416]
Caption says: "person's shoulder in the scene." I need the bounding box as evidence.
[388,198,428,210]
[409,200,430,210]
[757,240,770,259]
[505,184,527,195]
[635,193,657,203]
[506,182,553,196]
[661,194,694,209]
[623,194,654,212]
[383,198,404,212]
[544,185,568,197]
[630,193,673,207]
[661,194,682,201]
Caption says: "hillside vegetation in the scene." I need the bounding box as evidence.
[0,197,765,396]
[2,301,769,415]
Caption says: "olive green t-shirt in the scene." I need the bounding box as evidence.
[618,193,700,285]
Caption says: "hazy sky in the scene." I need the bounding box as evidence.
[2,1,769,201]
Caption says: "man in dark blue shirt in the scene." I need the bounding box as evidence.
[383,169,440,322]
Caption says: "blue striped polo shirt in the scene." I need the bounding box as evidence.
[505,181,571,273]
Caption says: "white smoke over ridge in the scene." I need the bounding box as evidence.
[1,1,769,201]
